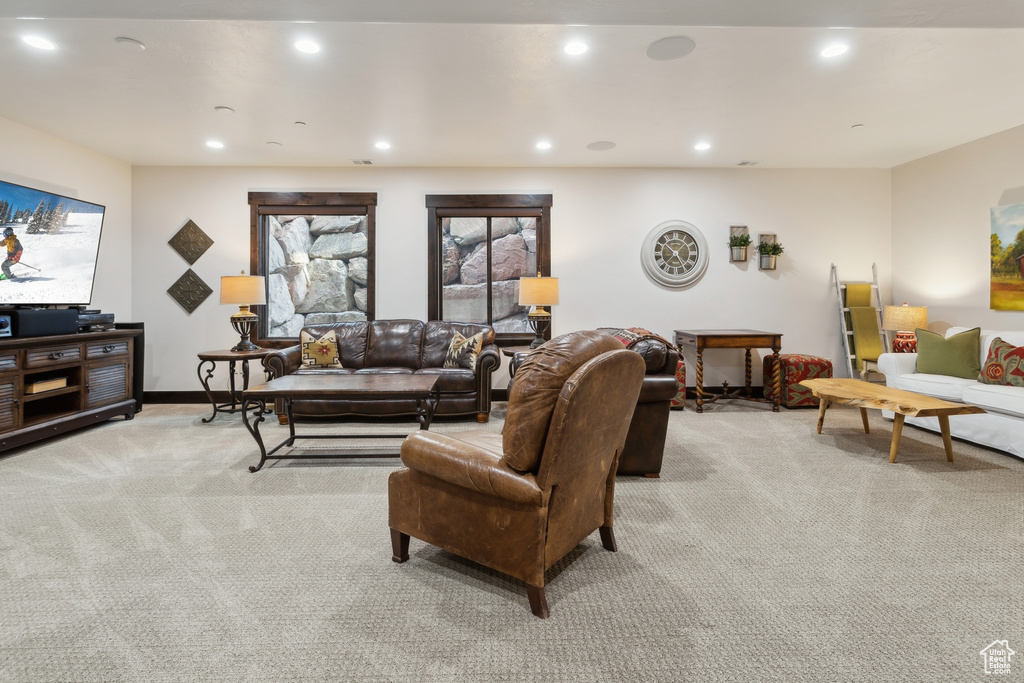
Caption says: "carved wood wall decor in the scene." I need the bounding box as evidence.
[167,268,213,314]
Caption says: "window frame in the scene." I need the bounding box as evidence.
[248,191,377,348]
[426,193,552,347]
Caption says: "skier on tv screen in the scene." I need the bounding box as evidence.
[1,227,24,280]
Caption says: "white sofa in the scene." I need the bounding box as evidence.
[877,326,1024,460]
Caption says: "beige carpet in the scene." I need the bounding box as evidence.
[0,402,1021,682]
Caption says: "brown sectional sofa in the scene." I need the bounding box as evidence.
[263,319,500,423]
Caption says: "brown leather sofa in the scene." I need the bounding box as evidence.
[509,329,678,477]
[389,330,646,618]
[262,319,500,423]
[598,329,679,478]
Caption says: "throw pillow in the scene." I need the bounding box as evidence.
[979,337,1024,387]
[444,331,483,369]
[914,327,980,379]
[300,329,343,369]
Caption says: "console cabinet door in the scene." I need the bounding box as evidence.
[0,375,19,432]
[86,360,129,408]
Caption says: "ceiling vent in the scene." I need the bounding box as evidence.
[737,161,760,166]
[351,159,373,165]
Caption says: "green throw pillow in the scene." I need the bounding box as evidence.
[915,327,980,379]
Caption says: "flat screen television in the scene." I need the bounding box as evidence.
[0,178,105,306]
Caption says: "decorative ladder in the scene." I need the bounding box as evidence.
[831,263,887,380]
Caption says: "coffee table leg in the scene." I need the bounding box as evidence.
[816,398,829,434]
[416,388,440,430]
[243,399,269,472]
[938,415,954,462]
[860,408,870,434]
[889,413,905,463]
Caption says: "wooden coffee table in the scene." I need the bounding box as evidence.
[799,378,985,463]
[241,374,440,472]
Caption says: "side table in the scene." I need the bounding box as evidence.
[673,329,783,413]
[197,348,275,423]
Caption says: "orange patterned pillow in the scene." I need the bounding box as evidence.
[979,337,1024,387]
[300,329,344,369]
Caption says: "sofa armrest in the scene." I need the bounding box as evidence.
[263,345,302,378]
[877,352,918,381]
[400,431,547,506]
[474,343,501,416]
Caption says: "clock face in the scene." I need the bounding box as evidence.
[641,220,709,287]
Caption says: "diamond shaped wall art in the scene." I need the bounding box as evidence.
[168,219,214,265]
[168,269,213,314]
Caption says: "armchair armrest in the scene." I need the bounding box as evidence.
[263,345,301,378]
[400,431,548,506]
[877,352,918,381]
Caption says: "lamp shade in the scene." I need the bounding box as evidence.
[220,272,266,305]
[518,276,559,307]
[881,304,927,332]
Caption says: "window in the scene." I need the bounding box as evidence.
[426,194,552,346]
[249,192,376,346]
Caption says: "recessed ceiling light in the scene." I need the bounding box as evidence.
[114,36,146,50]
[267,141,283,146]
[646,36,697,61]
[563,42,588,56]
[295,39,320,54]
[821,43,849,58]
[22,35,56,51]
[205,140,225,149]
[374,141,391,150]
[851,123,864,129]
[694,142,711,151]
[214,105,235,114]
[536,141,552,151]
[587,141,616,151]
[294,121,306,126]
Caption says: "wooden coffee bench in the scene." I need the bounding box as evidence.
[799,378,985,463]
[241,374,440,472]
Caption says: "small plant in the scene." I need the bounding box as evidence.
[757,241,784,256]
[728,234,752,248]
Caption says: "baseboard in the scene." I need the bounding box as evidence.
[145,391,225,404]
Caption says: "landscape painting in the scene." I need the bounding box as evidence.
[0,179,105,305]
[990,201,1024,311]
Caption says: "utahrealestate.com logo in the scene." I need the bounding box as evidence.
[980,640,1015,675]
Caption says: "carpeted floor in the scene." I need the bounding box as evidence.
[0,401,1021,682]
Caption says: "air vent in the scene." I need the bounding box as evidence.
[351,159,373,165]
[737,161,760,166]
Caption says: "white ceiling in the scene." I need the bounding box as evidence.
[2,1,1024,168]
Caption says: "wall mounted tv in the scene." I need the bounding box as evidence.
[0,178,105,306]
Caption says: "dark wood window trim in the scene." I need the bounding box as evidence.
[249,191,377,348]
[426,194,552,347]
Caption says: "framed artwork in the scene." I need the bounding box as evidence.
[990,202,1024,311]
[248,192,377,346]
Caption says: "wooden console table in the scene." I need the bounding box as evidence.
[673,329,782,413]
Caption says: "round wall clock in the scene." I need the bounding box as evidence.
[640,219,709,288]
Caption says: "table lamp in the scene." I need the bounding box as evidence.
[220,271,266,352]
[882,303,927,353]
[519,273,559,348]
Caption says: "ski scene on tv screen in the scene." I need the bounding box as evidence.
[0,179,104,306]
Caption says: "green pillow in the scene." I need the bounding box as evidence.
[915,327,980,379]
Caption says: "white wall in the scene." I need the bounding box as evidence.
[134,165,891,391]
[0,116,133,318]
[893,123,1024,332]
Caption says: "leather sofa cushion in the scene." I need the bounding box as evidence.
[415,367,477,392]
[303,322,369,368]
[367,319,424,368]
[353,367,414,375]
[502,330,624,474]
[295,367,355,376]
[421,321,495,368]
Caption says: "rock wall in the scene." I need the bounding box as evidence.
[265,214,369,337]
[442,217,535,332]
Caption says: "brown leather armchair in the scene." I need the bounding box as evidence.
[388,330,646,618]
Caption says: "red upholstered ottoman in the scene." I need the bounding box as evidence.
[670,358,686,409]
[762,354,832,408]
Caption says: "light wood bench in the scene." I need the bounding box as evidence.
[799,378,985,463]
